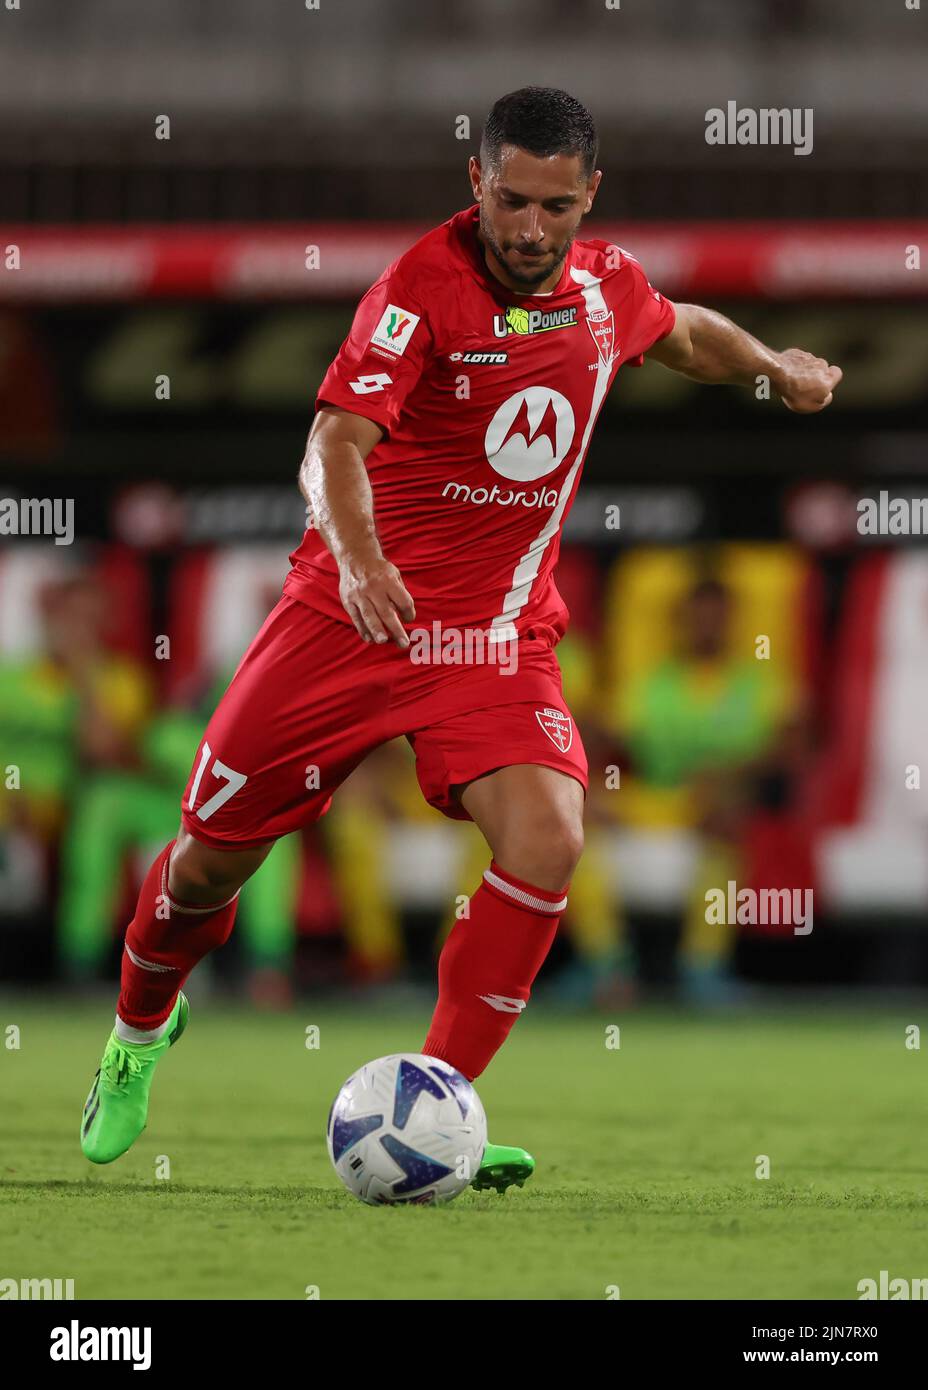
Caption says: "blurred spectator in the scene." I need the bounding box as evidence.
[0,572,150,846]
[57,663,300,1006]
[617,574,802,1002]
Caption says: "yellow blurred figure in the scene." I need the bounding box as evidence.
[601,548,807,999]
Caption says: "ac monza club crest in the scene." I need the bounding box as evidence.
[586,310,615,367]
[535,706,573,753]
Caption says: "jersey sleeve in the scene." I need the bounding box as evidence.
[617,254,676,368]
[315,265,434,435]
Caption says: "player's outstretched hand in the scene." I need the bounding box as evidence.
[775,348,843,413]
[339,553,416,648]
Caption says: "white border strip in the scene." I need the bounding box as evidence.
[483,867,567,914]
[489,280,614,631]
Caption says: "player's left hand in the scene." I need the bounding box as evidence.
[775,348,843,413]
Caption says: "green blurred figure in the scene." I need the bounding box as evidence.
[622,577,797,1002]
[0,575,306,1004]
[0,573,151,847]
[57,666,301,1004]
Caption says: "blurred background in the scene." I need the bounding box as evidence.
[2,0,927,1012]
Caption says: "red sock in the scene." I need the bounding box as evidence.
[116,839,241,1031]
[422,859,569,1080]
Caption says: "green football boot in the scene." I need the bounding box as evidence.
[80,993,189,1164]
[471,1142,535,1193]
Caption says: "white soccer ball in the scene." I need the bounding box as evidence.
[326,1052,487,1205]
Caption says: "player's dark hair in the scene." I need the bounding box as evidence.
[481,87,598,178]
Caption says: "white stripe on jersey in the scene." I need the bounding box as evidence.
[489,267,614,635]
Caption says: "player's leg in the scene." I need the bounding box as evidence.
[431,762,585,1194]
[406,675,589,1192]
[421,763,584,1080]
[81,828,275,1164]
[81,594,391,1164]
[115,826,275,1037]
[462,762,583,887]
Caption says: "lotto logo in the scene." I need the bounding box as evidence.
[449,351,509,365]
[349,373,393,394]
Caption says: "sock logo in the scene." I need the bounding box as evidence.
[477,993,527,1013]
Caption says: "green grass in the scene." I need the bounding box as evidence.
[1,996,926,1299]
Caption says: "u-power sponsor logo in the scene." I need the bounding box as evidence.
[492,306,577,338]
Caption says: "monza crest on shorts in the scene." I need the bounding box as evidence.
[535,706,573,752]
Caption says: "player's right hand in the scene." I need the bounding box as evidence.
[775,348,843,413]
[338,553,416,648]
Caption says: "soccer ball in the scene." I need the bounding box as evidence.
[326,1053,487,1205]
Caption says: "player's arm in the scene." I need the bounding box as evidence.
[299,406,415,648]
[645,302,842,413]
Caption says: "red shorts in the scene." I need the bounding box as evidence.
[180,595,588,850]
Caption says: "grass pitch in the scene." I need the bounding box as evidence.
[1,995,925,1300]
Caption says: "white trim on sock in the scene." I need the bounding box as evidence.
[482,867,568,915]
[115,1014,171,1045]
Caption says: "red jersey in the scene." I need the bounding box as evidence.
[284,205,675,640]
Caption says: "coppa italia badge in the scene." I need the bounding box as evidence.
[586,307,615,366]
[535,706,573,752]
[370,303,421,357]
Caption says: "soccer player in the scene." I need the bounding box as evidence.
[80,87,842,1192]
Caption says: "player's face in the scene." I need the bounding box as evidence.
[469,146,602,293]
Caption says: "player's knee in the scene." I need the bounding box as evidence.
[496,809,584,891]
[169,827,268,905]
[545,817,584,888]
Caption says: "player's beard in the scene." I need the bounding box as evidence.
[478,208,574,291]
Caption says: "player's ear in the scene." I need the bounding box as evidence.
[583,169,603,213]
[468,155,483,201]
